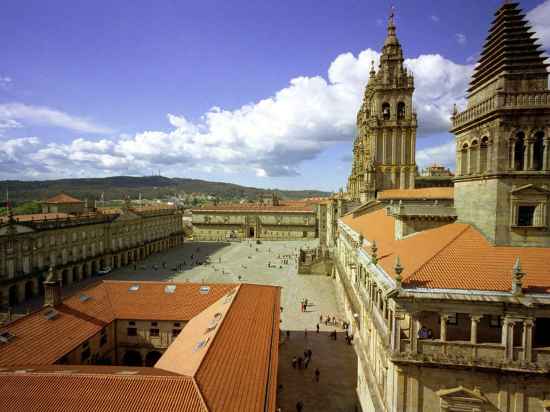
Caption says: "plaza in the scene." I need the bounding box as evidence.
[11,239,359,411]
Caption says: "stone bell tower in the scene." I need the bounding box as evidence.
[451,1,550,247]
[347,10,417,203]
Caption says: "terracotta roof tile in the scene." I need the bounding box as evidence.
[44,193,83,204]
[377,187,454,200]
[341,208,550,293]
[0,373,208,412]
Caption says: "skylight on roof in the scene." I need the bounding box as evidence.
[0,331,15,344]
[199,285,210,294]
[43,309,59,320]
[193,337,210,352]
[79,294,91,302]
[128,284,140,292]
[164,285,176,294]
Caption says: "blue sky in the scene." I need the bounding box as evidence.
[1,0,549,191]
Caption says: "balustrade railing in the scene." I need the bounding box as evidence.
[452,90,550,128]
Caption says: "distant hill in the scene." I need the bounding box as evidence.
[0,176,331,204]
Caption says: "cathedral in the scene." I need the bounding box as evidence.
[324,2,550,411]
[347,12,417,202]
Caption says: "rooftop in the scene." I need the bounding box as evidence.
[377,187,454,201]
[0,281,280,412]
[44,193,83,204]
[341,208,550,294]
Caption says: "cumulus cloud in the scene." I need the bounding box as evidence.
[0,103,112,134]
[0,47,474,179]
[416,141,456,170]
[527,0,550,51]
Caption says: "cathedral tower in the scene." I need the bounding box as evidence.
[347,11,417,202]
[452,2,550,246]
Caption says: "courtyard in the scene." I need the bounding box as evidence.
[14,239,359,411]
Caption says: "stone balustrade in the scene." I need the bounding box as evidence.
[452,90,550,129]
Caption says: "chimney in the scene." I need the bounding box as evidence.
[43,267,62,307]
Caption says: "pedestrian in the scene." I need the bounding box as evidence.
[332,316,336,325]
[316,323,320,333]
[286,330,290,339]
[292,356,297,369]
[297,356,303,369]
[304,328,308,338]
[307,349,312,359]
[303,350,308,360]
[296,400,304,412]
[320,314,323,323]
[315,368,320,382]
[304,356,310,369]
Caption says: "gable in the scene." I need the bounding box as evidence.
[510,184,550,197]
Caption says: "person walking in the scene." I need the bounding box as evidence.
[292,356,297,369]
[316,323,320,333]
[315,368,320,382]
[304,328,308,339]
[296,400,304,412]
[297,356,303,369]
[304,355,310,369]
[307,349,312,359]
[319,314,323,323]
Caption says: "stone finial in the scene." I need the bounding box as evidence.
[358,234,364,246]
[369,60,376,77]
[44,266,61,307]
[512,257,525,296]
[371,240,378,264]
[394,255,403,287]
[452,103,458,116]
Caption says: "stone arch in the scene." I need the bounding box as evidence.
[460,142,469,175]
[144,350,162,367]
[514,131,526,171]
[533,129,545,170]
[381,102,390,120]
[480,136,489,173]
[397,101,406,120]
[8,284,18,306]
[122,350,143,367]
[24,280,34,301]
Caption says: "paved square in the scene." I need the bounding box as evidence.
[14,239,359,411]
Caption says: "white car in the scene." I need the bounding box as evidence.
[97,266,112,275]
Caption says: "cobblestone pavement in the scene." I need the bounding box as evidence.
[11,240,359,411]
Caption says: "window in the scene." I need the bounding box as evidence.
[151,322,158,327]
[397,102,406,120]
[489,316,501,328]
[129,321,136,326]
[514,132,525,171]
[172,329,181,337]
[382,102,390,120]
[150,328,160,337]
[446,313,458,325]
[127,327,137,337]
[517,205,535,227]
[174,322,181,327]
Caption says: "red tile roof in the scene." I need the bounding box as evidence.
[44,193,83,204]
[377,187,454,200]
[341,208,550,293]
[0,373,208,412]
[0,281,280,412]
[192,202,314,213]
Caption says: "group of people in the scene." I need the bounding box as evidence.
[418,326,434,339]
[300,299,310,312]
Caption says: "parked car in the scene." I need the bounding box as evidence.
[97,266,112,275]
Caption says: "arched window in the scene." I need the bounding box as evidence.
[397,102,406,120]
[514,132,525,171]
[470,140,479,174]
[460,143,468,175]
[533,131,544,170]
[480,136,489,173]
[382,102,390,120]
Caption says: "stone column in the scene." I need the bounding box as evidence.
[400,168,406,189]
[525,139,534,170]
[409,131,415,165]
[382,130,387,164]
[543,137,550,171]
[522,318,534,362]
[509,140,516,170]
[470,315,482,344]
[392,129,397,164]
[391,311,405,352]
[401,130,407,165]
[440,314,449,341]
[502,317,516,360]
[410,312,420,354]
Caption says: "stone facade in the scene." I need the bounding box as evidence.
[0,197,185,309]
[451,2,550,247]
[191,197,317,241]
[347,13,417,203]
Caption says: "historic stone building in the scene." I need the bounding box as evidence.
[328,3,550,411]
[0,279,280,411]
[191,194,317,241]
[347,12,417,203]
[0,193,184,309]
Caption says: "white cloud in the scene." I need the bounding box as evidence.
[0,48,473,179]
[0,103,112,134]
[430,15,440,23]
[455,33,467,45]
[416,141,456,170]
[527,0,550,50]
[0,76,12,89]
